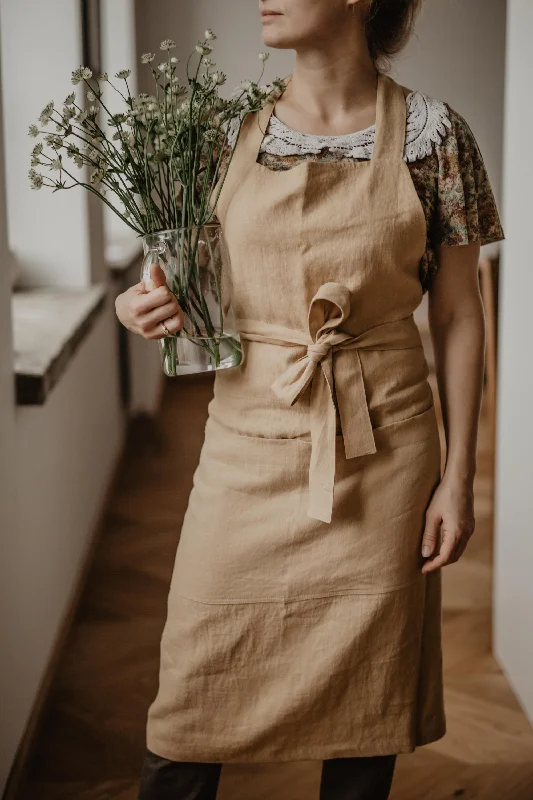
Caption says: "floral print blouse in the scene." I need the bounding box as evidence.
[217,88,505,293]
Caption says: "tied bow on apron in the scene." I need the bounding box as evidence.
[240,282,423,524]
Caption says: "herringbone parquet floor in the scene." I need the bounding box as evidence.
[14,331,533,800]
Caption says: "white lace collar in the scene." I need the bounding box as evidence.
[251,90,451,164]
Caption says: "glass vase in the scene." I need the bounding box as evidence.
[141,225,242,376]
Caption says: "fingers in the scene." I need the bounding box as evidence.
[133,284,177,314]
[420,481,476,573]
[421,516,475,573]
[149,262,168,288]
[421,510,441,559]
[140,262,167,292]
[148,310,184,340]
[138,300,184,339]
[449,521,474,563]
[421,527,458,574]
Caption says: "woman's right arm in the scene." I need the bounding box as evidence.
[114,262,184,340]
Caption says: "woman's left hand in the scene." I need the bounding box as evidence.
[420,478,476,573]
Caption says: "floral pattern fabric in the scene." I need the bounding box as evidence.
[216,101,504,293]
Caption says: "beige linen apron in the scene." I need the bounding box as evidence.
[146,72,446,762]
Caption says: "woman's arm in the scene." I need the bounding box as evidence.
[420,241,485,573]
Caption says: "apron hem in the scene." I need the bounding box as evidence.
[146,722,447,763]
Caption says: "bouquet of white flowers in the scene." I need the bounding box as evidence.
[29,31,284,375]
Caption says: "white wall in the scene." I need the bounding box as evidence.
[135,0,294,96]
[9,305,125,757]
[0,0,93,288]
[0,307,125,794]
[493,0,533,725]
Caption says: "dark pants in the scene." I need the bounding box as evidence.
[138,749,397,800]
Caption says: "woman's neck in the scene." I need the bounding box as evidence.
[273,56,380,138]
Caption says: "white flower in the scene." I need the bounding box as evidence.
[73,154,84,168]
[86,90,96,101]
[32,143,43,157]
[141,52,155,64]
[258,52,270,62]
[71,66,92,85]
[241,79,253,91]
[158,63,167,72]
[28,168,44,190]
[28,124,39,138]
[50,157,63,171]
[205,29,216,40]
[195,42,212,55]
[272,77,287,93]
[45,133,63,149]
[64,92,76,106]
[170,56,178,63]
[99,72,109,81]
[108,112,127,126]
[115,69,131,80]
[39,102,54,126]
[160,39,176,51]
[90,164,108,185]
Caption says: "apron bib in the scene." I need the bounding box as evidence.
[145,72,446,762]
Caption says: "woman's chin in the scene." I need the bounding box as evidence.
[261,30,296,49]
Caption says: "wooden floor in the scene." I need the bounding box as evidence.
[14,339,533,800]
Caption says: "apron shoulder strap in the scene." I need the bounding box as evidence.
[210,96,276,219]
[372,73,407,162]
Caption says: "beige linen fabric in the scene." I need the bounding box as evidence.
[146,73,446,762]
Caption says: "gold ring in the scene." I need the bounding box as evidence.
[161,319,172,337]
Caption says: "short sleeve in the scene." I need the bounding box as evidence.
[431,105,505,248]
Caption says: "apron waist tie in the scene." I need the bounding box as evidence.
[238,282,423,524]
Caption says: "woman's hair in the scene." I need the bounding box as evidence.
[364,0,423,69]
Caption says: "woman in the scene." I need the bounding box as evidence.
[115,1,504,798]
